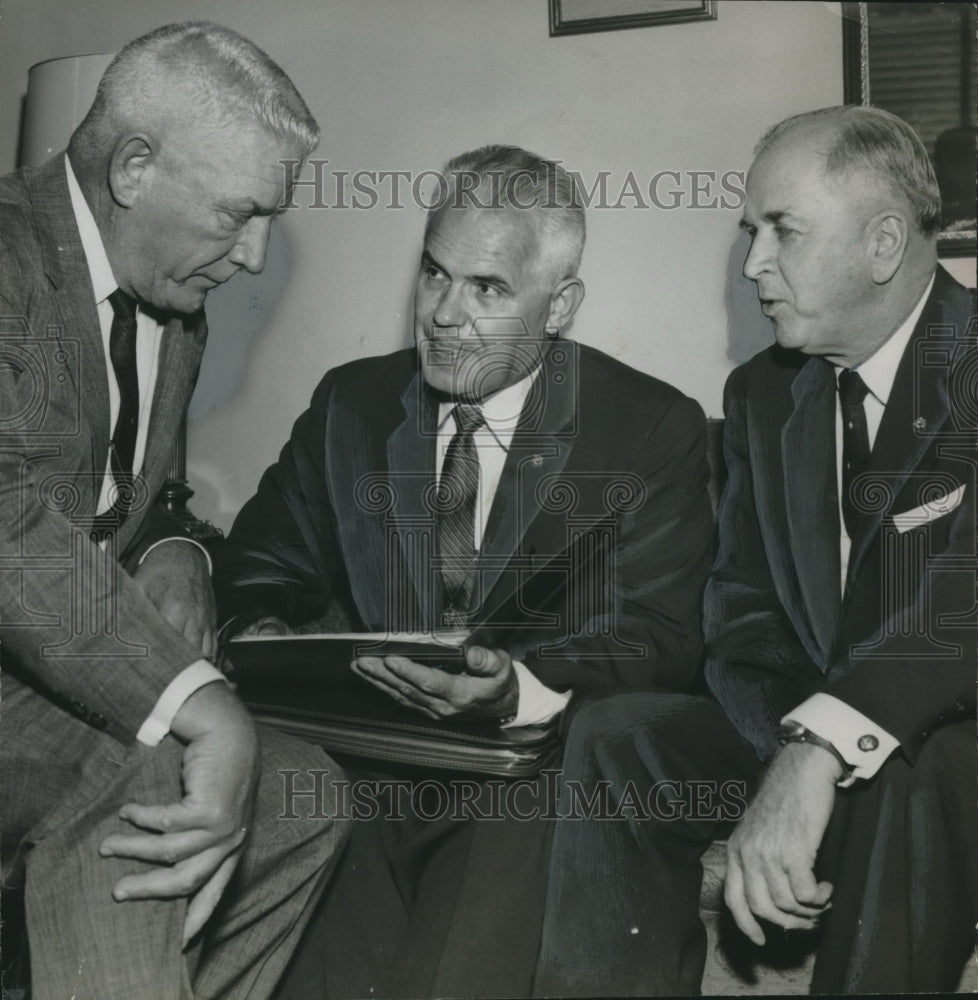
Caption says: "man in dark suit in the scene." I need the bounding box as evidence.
[0,23,347,998]
[216,144,714,998]
[534,106,976,996]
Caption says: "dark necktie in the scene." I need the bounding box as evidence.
[108,289,139,481]
[838,368,871,540]
[94,288,139,535]
[437,403,485,624]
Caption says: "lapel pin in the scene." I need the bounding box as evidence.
[530,455,543,468]
[913,417,926,431]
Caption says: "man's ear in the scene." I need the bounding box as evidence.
[867,211,909,284]
[547,276,585,332]
[108,134,156,209]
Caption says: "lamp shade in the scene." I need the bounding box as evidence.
[20,52,114,168]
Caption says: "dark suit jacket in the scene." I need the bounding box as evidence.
[705,267,977,763]
[217,341,714,697]
[0,156,207,749]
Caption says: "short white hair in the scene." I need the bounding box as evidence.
[426,144,586,282]
[69,21,319,167]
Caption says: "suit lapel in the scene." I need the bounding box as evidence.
[475,343,576,611]
[781,355,841,663]
[26,157,110,513]
[386,373,440,627]
[845,271,957,584]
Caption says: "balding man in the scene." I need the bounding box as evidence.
[216,144,713,998]
[534,106,976,995]
[0,23,347,998]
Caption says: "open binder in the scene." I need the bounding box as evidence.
[227,632,561,778]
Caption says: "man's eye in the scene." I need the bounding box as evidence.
[423,264,444,281]
[774,224,794,240]
[476,282,499,297]
[220,211,248,230]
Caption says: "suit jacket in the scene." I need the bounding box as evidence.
[705,267,977,762]
[217,341,714,696]
[0,156,207,747]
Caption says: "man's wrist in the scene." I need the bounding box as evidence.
[778,722,852,786]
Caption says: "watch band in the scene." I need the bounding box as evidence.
[779,721,857,787]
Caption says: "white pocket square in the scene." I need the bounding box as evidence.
[891,484,966,533]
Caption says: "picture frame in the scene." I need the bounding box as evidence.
[842,1,977,257]
[549,0,717,37]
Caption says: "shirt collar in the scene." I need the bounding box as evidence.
[65,153,118,305]
[437,367,540,433]
[840,274,934,406]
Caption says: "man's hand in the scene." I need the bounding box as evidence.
[98,682,260,946]
[235,615,292,637]
[724,740,841,945]
[133,541,217,659]
[352,645,520,721]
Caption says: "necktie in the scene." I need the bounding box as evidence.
[437,403,485,624]
[102,289,139,528]
[838,368,871,540]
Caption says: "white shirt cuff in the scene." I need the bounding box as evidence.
[502,660,571,728]
[782,692,899,781]
[139,536,213,576]
[136,660,227,746]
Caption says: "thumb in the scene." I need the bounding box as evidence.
[464,645,498,676]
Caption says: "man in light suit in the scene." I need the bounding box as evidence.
[534,106,976,995]
[216,144,714,998]
[0,23,347,998]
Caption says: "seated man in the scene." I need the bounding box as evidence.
[215,144,714,998]
[0,23,348,999]
[534,105,977,996]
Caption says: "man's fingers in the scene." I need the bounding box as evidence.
[353,660,444,718]
[100,827,215,866]
[110,844,226,902]
[785,865,833,911]
[183,852,243,947]
[724,855,766,946]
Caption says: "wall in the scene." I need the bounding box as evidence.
[1,1,850,530]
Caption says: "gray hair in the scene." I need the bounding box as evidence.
[426,145,586,281]
[755,105,942,237]
[68,22,318,167]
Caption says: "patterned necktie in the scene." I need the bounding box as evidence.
[437,403,485,624]
[838,368,871,540]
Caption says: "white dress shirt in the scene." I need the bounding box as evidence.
[436,372,571,727]
[783,276,934,780]
[66,156,224,746]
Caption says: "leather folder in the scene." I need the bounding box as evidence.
[227,633,561,778]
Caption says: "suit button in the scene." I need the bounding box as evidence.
[90,713,108,730]
[857,734,879,752]
[70,699,89,718]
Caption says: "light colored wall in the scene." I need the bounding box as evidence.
[1,1,849,530]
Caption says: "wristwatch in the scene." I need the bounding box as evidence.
[778,720,857,788]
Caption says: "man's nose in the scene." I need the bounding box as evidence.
[742,231,772,282]
[228,216,271,274]
[431,284,467,331]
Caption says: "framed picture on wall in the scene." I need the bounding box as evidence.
[549,0,717,37]
[842,1,977,257]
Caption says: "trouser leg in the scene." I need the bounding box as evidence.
[533,693,759,998]
[811,718,978,994]
[23,725,347,1000]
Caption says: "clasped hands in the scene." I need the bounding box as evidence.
[724,740,842,945]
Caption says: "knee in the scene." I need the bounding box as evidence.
[559,692,685,785]
[254,729,351,856]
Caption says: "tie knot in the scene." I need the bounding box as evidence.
[452,403,484,435]
[838,369,869,407]
[108,288,138,324]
